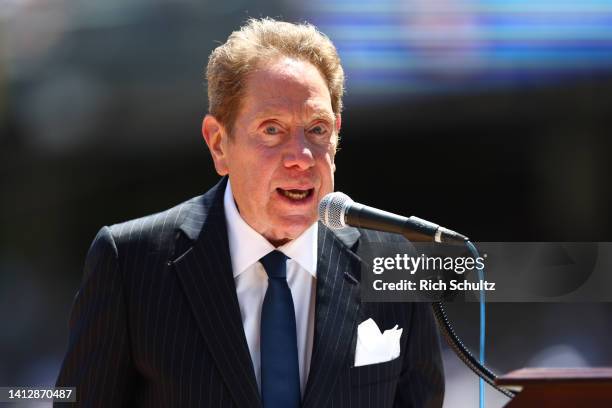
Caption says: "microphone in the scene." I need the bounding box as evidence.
[318,192,469,245]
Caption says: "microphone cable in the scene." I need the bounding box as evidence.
[431,241,517,402]
[468,241,487,408]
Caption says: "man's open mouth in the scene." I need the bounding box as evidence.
[277,188,314,201]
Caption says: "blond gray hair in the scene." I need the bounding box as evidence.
[206,18,345,135]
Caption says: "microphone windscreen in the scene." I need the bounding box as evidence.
[318,192,353,229]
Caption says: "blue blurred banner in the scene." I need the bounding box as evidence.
[297,0,612,97]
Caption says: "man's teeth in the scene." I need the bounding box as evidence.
[281,189,309,200]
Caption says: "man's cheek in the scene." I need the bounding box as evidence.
[327,153,337,174]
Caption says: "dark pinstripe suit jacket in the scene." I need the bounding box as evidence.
[56,177,444,408]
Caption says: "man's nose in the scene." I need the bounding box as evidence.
[282,130,315,170]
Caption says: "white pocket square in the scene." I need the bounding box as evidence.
[354,318,403,367]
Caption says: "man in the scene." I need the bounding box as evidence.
[56,18,444,407]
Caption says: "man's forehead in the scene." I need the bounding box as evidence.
[237,57,335,121]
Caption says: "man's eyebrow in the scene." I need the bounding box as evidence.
[251,107,335,124]
[251,107,290,121]
[309,110,335,123]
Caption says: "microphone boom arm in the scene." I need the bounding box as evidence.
[345,203,469,245]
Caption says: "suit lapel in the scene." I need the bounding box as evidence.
[172,178,262,408]
[302,224,363,408]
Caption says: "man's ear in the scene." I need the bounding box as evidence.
[202,114,229,176]
[335,113,342,133]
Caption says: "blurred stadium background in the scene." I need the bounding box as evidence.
[1,0,612,407]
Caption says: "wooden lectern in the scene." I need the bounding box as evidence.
[495,367,612,407]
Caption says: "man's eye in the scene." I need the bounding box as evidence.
[264,125,280,135]
[309,125,327,135]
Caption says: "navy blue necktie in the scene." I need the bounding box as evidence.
[260,250,301,408]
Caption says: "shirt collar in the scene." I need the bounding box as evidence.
[223,179,318,279]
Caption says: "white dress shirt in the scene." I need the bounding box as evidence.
[223,180,317,396]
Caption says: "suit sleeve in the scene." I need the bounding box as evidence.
[394,302,445,408]
[55,226,136,407]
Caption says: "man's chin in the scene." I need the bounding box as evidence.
[272,215,317,240]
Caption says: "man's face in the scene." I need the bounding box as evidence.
[203,57,340,246]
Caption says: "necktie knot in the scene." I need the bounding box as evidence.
[260,250,288,279]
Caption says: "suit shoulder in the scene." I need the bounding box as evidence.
[107,195,202,252]
[357,228,417,257]
[358,228,408,244]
